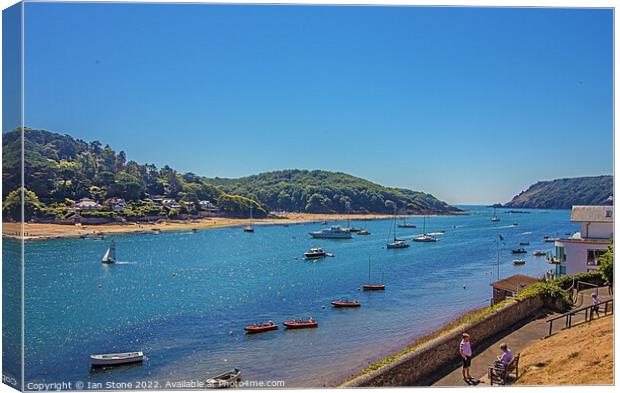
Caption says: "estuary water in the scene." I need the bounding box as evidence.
[11,206,576,388]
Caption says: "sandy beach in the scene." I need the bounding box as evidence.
[2,213,404,241]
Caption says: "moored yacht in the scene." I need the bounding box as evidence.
[491,207,500,222]
[413,234,437,242]
[413,216,437,242]
[309,226,352,239]
[387,240,409,248]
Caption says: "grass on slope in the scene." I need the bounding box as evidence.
[516,316,613,385]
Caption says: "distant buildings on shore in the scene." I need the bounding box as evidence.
[551,205,613,276]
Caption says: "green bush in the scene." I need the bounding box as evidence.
[599,246,613,285]
[556,271,604,290]
[516,281,572,311]
[78,210,115,219]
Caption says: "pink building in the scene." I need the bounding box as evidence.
[551,205,613,276]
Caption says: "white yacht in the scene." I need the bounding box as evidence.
[309,226,352,239]
[387,240,409,249]
[413,216,437,242]
[491,207,500,222]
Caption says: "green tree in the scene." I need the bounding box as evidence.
[2,188,42,221]
[599,245,613,285]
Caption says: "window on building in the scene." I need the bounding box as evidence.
[587,249,607,266]
[605,210,612,218]
[555,246,566,262]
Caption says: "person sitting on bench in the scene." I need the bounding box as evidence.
[494,343,513,370]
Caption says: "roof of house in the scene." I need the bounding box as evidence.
[491,274,540,293]
[571,205,613,223]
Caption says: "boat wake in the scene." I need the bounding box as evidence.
[113,261,137,265]
[520,231,533,235]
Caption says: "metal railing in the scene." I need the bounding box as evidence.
[546,298,613,337]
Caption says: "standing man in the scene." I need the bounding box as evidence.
[460,332,473,383]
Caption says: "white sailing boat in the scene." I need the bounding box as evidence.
[491,207,500,222]
[387,215,409,248]
[413,216,437,242]
[243,206,254,233]
[101,240,117,264]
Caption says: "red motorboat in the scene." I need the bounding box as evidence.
[244,322,278,334]
[362,284,385,291]
[331,300,361,308]
[283,319,319,329]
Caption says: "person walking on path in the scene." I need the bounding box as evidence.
[592,292,601,318]
[459,333,476,384]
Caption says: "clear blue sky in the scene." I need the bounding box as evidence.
[14,3,614,204]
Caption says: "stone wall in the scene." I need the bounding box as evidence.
[342,296,544,387]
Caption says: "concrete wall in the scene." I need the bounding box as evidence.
[342,296,544,387]
[564,241,609,275]
[580,222,613,240]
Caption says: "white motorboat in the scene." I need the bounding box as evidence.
[90,351,144,367]
[309,226,352,239]
[513,259,526,265]
[304,247,328,259]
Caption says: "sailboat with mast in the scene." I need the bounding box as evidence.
[397,216,416,228]
[243,206,255,232]
[387,215,409,249]
[101,240,117,264]
[491,207,500,222]
[362,256,385,290]
[413,216,437,242]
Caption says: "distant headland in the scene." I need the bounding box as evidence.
[502,175,613,209]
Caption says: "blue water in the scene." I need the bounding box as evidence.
[12,206,576,388]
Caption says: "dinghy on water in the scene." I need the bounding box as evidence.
[283,319,318,329]
[101,240,117,264]
[244,321,278,334]
[206,368,241,389]
[90,351,143,367]
[331,300,361,308]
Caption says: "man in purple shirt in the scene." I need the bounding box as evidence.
[459,332,473,382]
[497,343,513,366]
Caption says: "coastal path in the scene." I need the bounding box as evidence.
[432,288,613,387]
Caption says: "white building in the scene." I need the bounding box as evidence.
[552,205,613,276]
[73,198,101,211]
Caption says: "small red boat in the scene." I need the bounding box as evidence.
[331,300,361,308]
[362,284,385,291]
[283,319,319,329]
[244,322,278,334]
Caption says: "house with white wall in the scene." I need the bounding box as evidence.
[551,205,613,276]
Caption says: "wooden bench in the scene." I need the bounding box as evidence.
[488,353,520,385]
